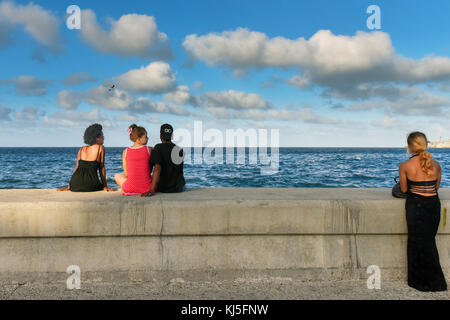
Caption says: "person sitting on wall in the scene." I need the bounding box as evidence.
[142,124,185,197]
[57,123,115,192]
[115,124,154,196]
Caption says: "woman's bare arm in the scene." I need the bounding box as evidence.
[123,149,128,177]
[399,162,408,193]
[98,146,114,191]
[436,161,442,191]
[57,147,82,191]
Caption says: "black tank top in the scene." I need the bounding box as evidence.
[407,154,438,196]
[69,145,103,192]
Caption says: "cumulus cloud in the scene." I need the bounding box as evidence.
[56,90,83,109]
[57,84,192,117]
[183,28,392,71]
[164,85,193,104]
[13,106,44,121]
[0,0,63,52]
[115,113,139,122]
[131,97,190,115]
[0,76,51,96]
[84,85,134,110]
[63,72,98,86]
[79,9,172,59]
[202,105,341,124]
[198,90,274,110]
[184,28,450,101]
[115,61,176,93]
[43,109,113,127]
[345,89,450,116]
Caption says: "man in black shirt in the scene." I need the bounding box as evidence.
[142,124,185,197]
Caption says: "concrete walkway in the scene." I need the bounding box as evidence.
[1,277,449,300]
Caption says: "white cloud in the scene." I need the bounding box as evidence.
[43,109,113,127]
[115,113,139,122]
[131,97,190,116]
[183,28,392,71]
[115,61,176,93]
[201,104,341,124]
[345,89,450,116]
[58,84,192,117]
[184,28,450,99]
[56,90,83,109]
[0,0,63,52]
[63,72,97,86]
[1,76,50,96]
[79,9,172,59]
[84,85,134,110]
[164,85,192,104]
[13,106,43,121]
[199,90,274,109]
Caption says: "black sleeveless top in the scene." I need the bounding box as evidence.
[406,154,438,196]
[69,146,103,192]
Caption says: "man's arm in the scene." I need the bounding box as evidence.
[142,164,160,197]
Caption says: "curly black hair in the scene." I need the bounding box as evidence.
[83,123,103,145]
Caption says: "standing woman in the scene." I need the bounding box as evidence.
[114,124,153,195]
[399,131,447,291]
[57,124,114,192]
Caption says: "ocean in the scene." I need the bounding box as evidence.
[0,147,449,189]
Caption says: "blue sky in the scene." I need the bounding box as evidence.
[0,0,449,147]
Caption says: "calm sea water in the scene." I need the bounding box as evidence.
[0,147,449,189]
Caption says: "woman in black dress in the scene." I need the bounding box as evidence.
[399,131,447,291]
[57,124,115,192]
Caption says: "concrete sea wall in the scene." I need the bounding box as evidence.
[0,188,449,284]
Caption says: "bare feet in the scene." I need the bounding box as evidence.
[56,186,70,191]
[104,187,116,192]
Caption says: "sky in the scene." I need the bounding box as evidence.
[0,0,449,147]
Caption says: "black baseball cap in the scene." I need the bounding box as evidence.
[160,123,173,140]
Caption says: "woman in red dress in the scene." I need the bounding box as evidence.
[114,124,154,195]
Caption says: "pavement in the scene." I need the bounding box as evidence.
[1,277,449,300]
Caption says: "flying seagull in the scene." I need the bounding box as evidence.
[108,84,115,91]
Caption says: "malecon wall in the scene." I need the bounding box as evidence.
[0,188,449,284]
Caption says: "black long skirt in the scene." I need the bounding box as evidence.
[406,193,447,291]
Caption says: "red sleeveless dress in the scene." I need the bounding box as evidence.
[122,146,152,195]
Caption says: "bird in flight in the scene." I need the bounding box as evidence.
[108,84,115,91]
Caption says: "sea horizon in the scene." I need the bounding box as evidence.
[1,147,449,190]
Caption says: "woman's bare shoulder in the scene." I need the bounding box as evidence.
[433,159,441,171]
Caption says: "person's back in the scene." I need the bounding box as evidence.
[151,141,185,193]
[123,146,152,194]
[115,124,153,195]
[145,124,185,195]
[402,152,441,197]
[58,123,114,192]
